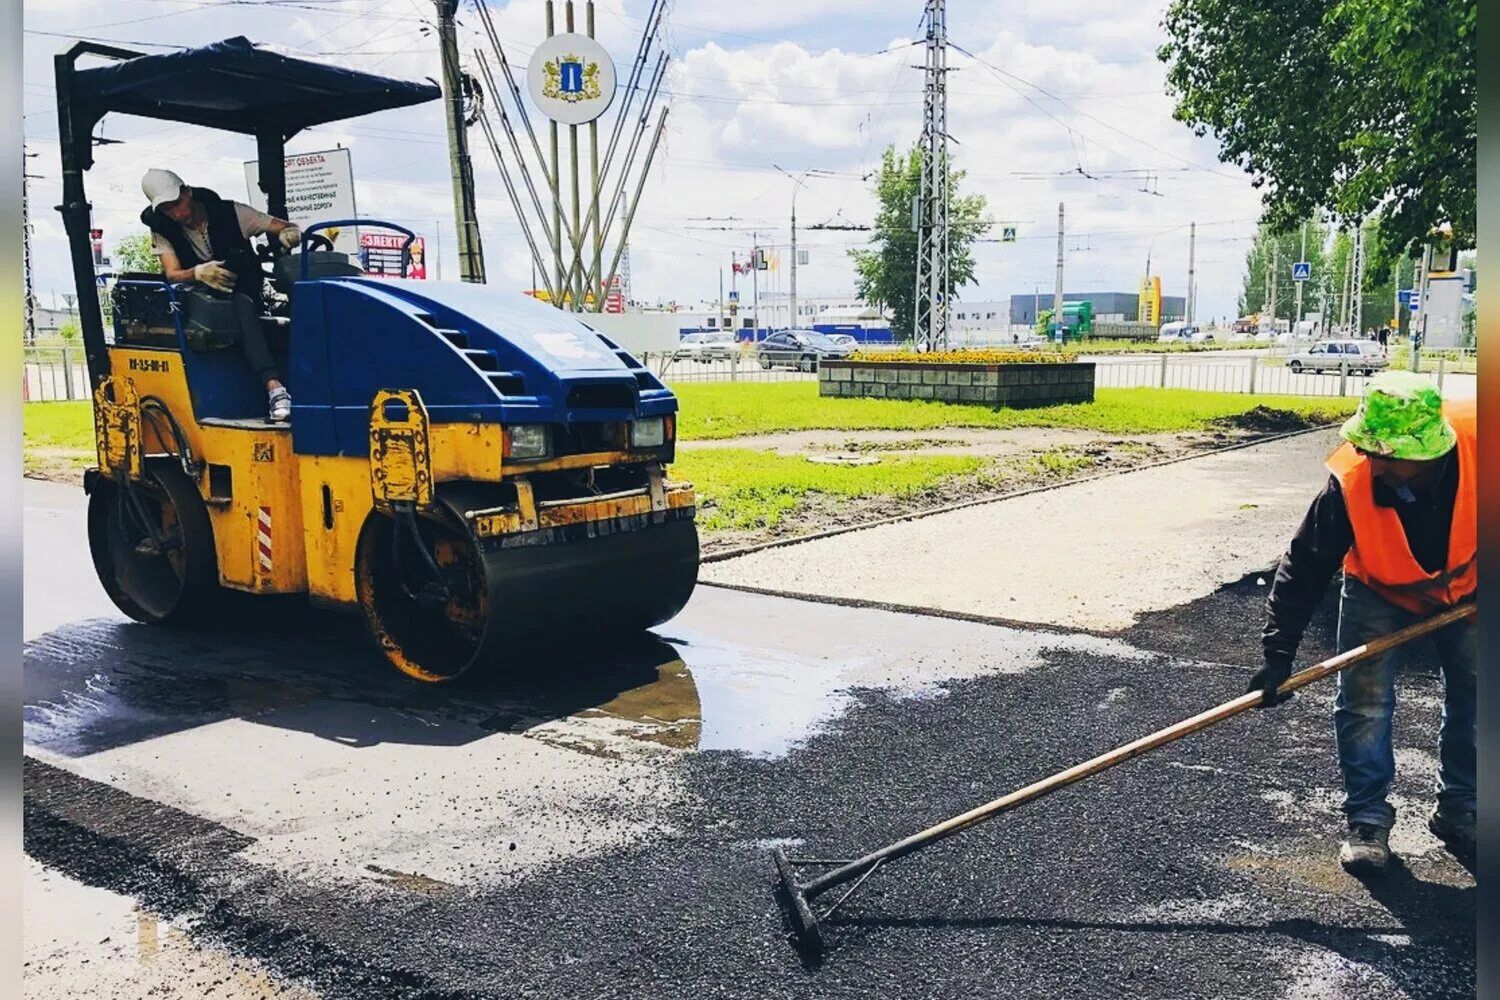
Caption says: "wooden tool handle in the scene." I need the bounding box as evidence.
[880,601,1476,863]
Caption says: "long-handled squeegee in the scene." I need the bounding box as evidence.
[774,601,1475,958]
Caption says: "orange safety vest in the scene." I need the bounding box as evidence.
[1325,400,1477,614]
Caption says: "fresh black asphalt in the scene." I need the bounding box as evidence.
[24,572,1473,999]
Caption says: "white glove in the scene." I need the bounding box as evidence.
[278,226,302,249]
[193,260,237,293]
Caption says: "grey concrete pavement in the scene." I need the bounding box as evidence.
[704,428,1344,631]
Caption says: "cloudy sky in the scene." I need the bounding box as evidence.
[23,0,1273,323]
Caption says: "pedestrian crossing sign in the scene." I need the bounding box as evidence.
[1292,261,1311,282]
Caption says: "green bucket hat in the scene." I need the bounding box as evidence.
[1339,370,1456,460]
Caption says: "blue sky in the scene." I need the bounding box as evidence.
[23,0,1272,323]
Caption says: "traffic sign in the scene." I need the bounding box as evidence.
[1291,261,1311,282]
[727,290,740,303]
[1001,226,1017,243]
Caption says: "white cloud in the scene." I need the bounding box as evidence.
[23,0,1270,323]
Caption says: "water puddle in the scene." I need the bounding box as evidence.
[24,858,318,999]
[24,589,1154,763]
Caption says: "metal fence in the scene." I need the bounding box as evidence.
[640,351,819,384]
[1091,353,1469,398]
[23,344,1471,401]
[23,346,90,402]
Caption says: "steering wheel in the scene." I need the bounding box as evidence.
[302,232,336,253]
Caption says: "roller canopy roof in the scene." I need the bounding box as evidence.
[66,35,440,135]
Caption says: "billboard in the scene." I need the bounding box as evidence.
[1138,275,1162,326]
[244,148,359,255]
[359,232,427,279]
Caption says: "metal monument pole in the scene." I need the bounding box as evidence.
[546,2,562,300]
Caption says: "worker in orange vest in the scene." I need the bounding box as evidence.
[1250,371,1476,874]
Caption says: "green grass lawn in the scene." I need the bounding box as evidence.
[25,386,1355,534]
[672,383,1357,440]
[24,401,94,450]
[671,448,983,531]
[23,401,94,476]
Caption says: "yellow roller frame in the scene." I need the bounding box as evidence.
[93,375,145,482]
[369,388,434,513]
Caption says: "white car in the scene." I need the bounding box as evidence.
[672,331,737,363]
[826,333,859,349]
[1158,322,1212,343]
[1286,339,1389,375]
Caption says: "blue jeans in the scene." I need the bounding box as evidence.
[1334,575,1476,829]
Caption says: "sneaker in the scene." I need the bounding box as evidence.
[1338,823,1391,874]
[268,387,292,422]
[1428,807,1475,858]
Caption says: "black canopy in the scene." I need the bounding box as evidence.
[68,35,440,136]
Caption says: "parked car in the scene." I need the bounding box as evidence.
[1159,322,1215,343]
[1286,339,1388,375]
[755,328,854,371]
[672,330,737,363]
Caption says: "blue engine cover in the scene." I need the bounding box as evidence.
[289,279,675,457]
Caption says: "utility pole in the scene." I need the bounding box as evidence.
[1053,202,1065,341]
[1413,243,1432,370]
[435,0,486,282]
[1186,220,1196,324]
[719,268,726,332]
[752,231,760,335]
[23,149,39,345]
[912,0,949,351]
[1266,244,1278,334]
[1293,222,1306,332]
[435,218,443,281]
[1350,221,1365,336]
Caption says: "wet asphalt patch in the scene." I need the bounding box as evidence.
[24,591,1473,1000]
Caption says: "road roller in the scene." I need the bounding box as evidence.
[54,37,698,681]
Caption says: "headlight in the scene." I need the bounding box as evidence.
[504,424,550,460]
[630,417,665,448]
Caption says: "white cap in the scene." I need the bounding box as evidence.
[141,168,186,209]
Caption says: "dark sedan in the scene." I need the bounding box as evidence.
[754,329,855,372]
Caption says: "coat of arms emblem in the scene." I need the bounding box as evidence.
[542,54,601,103]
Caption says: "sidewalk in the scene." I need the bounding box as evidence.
[703,428,1342,632]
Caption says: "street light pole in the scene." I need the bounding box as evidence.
[774,166,834,333]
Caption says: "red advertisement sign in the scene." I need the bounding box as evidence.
[358,232,426,279]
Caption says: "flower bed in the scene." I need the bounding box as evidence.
[820,357,1095,407]
[848,349,1079,364]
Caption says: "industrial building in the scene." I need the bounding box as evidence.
[1009,292,1186,327]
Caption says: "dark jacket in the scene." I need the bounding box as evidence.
[1262,450,1460,667]
[141,187,261,297]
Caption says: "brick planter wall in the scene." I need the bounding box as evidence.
[818,360,1096,406]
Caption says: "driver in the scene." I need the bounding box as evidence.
[140,168,301,421]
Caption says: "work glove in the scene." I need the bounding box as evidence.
[1246,655,1295,709]
[278,226,302,250]
[193,260,237,293]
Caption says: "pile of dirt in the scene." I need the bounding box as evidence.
[1208,405,1320,435]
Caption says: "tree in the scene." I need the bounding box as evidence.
[114,232,162,275]
[1238,219,1329,320]
[1159,0,1476,260]
[58,319,81,342]
[849,144,988,343]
